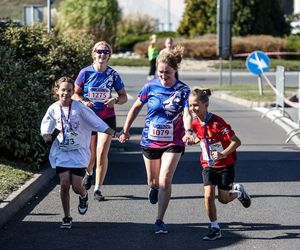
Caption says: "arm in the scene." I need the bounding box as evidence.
[40,107,56,143]
[105,88,128,107]
[72,85,94,108]
[119,99,144,143]
[182,107,195,145]
[212,135,241,160]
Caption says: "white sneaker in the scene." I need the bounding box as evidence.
[234,183,251,208]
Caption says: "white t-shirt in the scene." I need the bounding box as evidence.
[40,100,109,168]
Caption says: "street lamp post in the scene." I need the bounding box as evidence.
[47,0,51,32]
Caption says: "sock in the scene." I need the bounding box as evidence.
[80,191,87,198]
[86,170,93,175]
[211,220,220,229]
[94,184,101,192]
[236,190,242,199]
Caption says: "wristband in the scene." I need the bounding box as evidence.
[185,129,193,134]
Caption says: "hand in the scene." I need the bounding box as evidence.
[118,130,130,143]
[82,100,94,108]
[104,97,118,108]
[211,151,226,160]
[182,133,194,145]
[42,134,52,143]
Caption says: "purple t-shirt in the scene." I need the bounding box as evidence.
[139,78,190,148]
[75,65,125,119]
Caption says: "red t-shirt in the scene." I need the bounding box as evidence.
[192,113,237,169]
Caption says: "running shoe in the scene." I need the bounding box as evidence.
[203,227,221,240]
[60,216,72,229]
[148,187,158,204]
[82,173,93,190]
[154,219,168,234]
[78,193,88,215]
[234,183,251,208]
[94,190,105,201]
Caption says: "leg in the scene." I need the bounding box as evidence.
[95,132,112,187]
[218,189,237,204]
[203,185,217,222]
[82,134,97,190]
[86,134,97,174]
[157,152,181,220]
[143,155,161,188]
[71,169,89,215]
[58,171,71,217]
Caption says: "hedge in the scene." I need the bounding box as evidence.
[0,22,93,168]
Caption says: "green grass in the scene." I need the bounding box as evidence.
[200,84,298,102]
[0,158,34,202]
[213,59,300,71]
[109,57,149,67]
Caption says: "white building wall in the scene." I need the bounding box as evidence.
[295,0,300,14]
[118,0,185,31]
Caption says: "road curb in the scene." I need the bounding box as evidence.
[214,92,300,148]
[0,167,56,228]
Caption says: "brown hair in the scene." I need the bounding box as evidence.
[156,45,184,71]
[92,41,113,62]
[190,88,212,103]
[52,76,74,100]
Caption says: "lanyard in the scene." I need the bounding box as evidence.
[200,112,214,164]
[60,103,72,142]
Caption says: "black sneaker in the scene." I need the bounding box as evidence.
[203,227,221,240]
[60,216,72,229]
[234,183,251,208]
[82,173,93,190]
[148,187,158,204]
[154,219,168,234]
[94,190,105,201]
[78,193,88,215]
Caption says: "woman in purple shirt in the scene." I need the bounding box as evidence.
[73,41,127,201]
[119,46,194,234]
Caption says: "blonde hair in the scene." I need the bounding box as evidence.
[52,76,74,100]
[156,45,184,71]
[190,88,212,103]
[92,41,113,62]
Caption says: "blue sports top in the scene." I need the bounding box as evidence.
[75,65,125,119]
[138,78,190,148]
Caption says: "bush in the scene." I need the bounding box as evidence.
[134,34,290,59]
[0,22,93,168]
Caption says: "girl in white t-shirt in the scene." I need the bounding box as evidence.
[41,77,116,229]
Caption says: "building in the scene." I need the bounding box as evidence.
[117,0,185,31]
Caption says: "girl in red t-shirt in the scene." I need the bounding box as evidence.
[188,88,251,241]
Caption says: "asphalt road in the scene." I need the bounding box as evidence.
[0,70,299,250]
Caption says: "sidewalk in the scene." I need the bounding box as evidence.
[1,92,299,229]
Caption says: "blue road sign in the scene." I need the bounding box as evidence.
[246,51,270,75]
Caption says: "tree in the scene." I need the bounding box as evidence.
[56,0,121,43]
[178,0,290,37]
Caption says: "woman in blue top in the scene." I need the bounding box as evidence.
[119,46,194,234]
[73,41,128,201]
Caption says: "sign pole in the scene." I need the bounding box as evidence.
[258,75,263,96]
[219,57,223,86]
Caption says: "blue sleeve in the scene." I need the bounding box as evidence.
[183,86,190,108]
[138,84,149,103]
[113,72,125,92]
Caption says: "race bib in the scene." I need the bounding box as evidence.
[200,141,223,160]
[148,122,173,141]
[88,87,110,102]
[57,131,81,151]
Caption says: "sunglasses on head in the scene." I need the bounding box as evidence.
[95,49,110,55]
